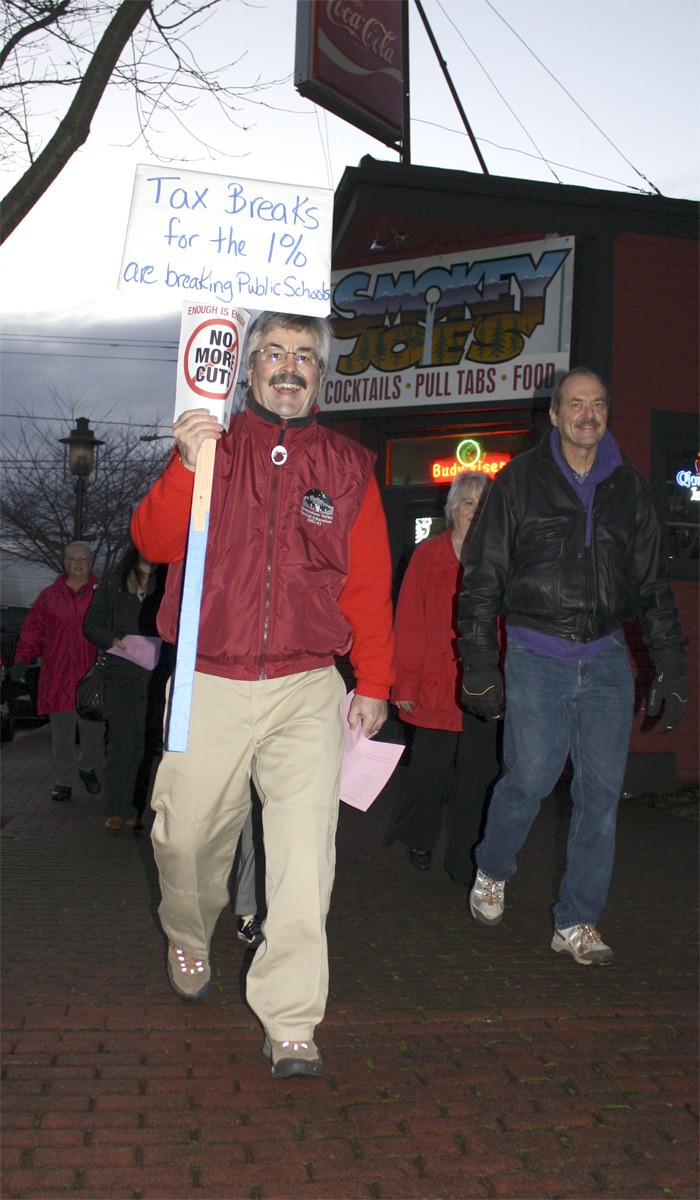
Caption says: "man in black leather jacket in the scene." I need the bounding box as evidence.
[458,367,687,965]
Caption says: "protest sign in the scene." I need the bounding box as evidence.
[166,300,250,751]
[120,165,334,751]
[119,165,333,317]
[174,301,250,429]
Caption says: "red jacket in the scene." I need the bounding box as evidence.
[14,573,100,715]
[131,400,395,699]
[393,530,463,732]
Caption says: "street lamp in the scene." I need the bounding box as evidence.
[59,418,104,540]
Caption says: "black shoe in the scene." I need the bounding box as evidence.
[51,786,72,803]
[236,915,264,949]
[406,848,432,871]
[78,769,101,795]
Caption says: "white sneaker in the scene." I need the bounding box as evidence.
[469,869,506,925]
[551,924,614,966]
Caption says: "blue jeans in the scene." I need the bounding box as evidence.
[476,634,634,929]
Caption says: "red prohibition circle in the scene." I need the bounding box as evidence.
[184,318,240,401]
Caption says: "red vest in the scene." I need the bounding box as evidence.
[157,402,376,682]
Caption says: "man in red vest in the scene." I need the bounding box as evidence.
[132,311,395,1079]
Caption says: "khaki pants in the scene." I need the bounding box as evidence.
[151,666,346,1041]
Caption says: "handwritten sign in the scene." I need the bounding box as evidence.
[174,301,250,428]
[119,165,334,317]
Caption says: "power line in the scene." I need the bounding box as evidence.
[482,0,662,195]
[1,349,177,363]
[413,119,653,194]
[432,0,561,183]
[0,413,172,427]
[1,333,177,347]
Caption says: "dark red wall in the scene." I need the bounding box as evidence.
[612,233,699,781]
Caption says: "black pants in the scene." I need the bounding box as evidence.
[103,662,151,822]
[393,714,499,884]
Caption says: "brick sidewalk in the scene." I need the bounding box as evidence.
[1,723,698,1199]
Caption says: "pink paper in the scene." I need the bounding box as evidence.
[106,635,162,671]
[340,690,404,812]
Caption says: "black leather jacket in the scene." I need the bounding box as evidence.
[459,434,685,670]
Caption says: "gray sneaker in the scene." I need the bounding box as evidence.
[551,924,614,966]
[262,1036,323,1079]
[167,943,211,1001]
[469,869,506,925]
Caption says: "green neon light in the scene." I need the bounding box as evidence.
[456,438,481,467]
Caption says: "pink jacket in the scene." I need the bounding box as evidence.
[392,531,464,733]
[14,573,99,715]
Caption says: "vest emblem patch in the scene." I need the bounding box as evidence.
[301,489,334,526]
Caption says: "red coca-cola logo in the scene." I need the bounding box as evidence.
[325,0,397,65]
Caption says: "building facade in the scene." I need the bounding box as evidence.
[324,158,698,786]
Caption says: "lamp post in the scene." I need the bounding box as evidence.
[59,418,104,540]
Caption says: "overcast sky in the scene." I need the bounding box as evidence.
[1,0,698,442]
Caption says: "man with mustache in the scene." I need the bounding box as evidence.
[131,312,394,1076]
[458,368,687,964]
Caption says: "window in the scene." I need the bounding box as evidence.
[387,429,530,486]
[651,411,699,582]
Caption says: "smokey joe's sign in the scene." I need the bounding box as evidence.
[322,237,575,411]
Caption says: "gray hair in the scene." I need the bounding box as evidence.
[243,312,333,378]
[64,541,93,561]
[444,471,491,528]
[551,367,610,414]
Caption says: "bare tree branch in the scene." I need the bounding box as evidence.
[0,1,72,72]
[1,396,172,574]
[1,0,287,243]
[1,0,151,242]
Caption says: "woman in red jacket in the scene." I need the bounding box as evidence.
[392,472,499,884]
[12,542,104,803]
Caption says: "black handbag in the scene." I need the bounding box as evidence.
[76,653,106,722]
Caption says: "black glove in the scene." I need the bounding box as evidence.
[647,671,688,731]
[462,668,503,720]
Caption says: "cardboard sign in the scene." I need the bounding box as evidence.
[174,301,250,429]
[119,165,333,318]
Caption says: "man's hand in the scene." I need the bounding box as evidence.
[9,663,26,684]
[173,408,224,472]
[394,699,416,713]
[647,671,688,731]
[348,694,388,738]
[461,668,503,720]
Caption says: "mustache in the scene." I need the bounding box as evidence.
[270,371,306,389]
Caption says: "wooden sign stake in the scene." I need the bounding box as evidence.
[166,438,216,752]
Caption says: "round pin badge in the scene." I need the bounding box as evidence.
[271,445,288,466]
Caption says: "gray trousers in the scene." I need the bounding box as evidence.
[50,711,104,788]
[232,802,265,917]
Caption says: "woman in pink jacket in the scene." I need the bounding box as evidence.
[13,542,104,803]
[391,473,499,884]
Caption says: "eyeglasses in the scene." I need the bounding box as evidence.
[255,346,319,370]
[66,556,90,563]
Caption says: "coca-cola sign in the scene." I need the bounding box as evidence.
[324,1,397,66]
[296,0,404,148]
